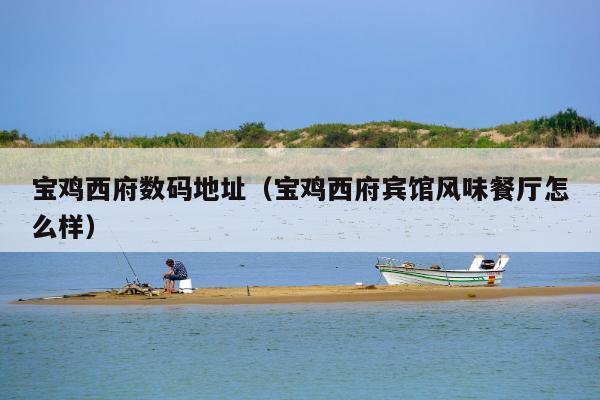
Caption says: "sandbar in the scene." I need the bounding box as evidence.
[14,285,600,306]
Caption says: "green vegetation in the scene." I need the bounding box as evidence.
[529,108,600,148]
[2,109,599,148]
[234,122,269,147]
[532,108,599,137]
[309,124,354,147]
[0,129,30,145]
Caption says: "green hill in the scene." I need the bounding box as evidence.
[2,108,599,148]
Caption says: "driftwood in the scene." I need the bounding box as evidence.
[117,283,158,296]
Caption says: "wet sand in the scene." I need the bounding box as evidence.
[14,285,600,306]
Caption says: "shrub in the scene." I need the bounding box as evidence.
[283,131,301,143]
[0,129,29,143]
[375,132,398,148]
[323,129,353,147]
[79,133,100,146]
[532,108,599,137]
[234,122,268,143]
[495,120,532,136]
[305,124,353,147]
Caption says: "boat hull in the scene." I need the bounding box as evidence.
[377,265,504,287]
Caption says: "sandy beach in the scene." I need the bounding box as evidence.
[15,285,600,306]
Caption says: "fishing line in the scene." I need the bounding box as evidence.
[109,228,140,284]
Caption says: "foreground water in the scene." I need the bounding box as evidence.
[1,296,599,399]
[1,253,599,399]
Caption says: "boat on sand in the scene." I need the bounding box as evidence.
[375,254,510,286]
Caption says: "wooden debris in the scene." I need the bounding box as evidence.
[117,283,157,297]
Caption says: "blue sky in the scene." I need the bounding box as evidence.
[1,0,599,141]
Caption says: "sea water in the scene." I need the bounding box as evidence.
[1,297,599,399]
[0,252,599,301]
[1,253,599,399]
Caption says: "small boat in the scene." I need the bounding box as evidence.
[375,254,509,286]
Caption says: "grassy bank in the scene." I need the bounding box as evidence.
[2,108,599,148]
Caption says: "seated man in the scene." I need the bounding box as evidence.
[162,258,188,294]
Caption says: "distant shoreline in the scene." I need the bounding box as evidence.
[3,109,599,148]
[14,285,600,306]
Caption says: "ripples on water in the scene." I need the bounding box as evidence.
[1,296,599,399]
[1,253,599,399]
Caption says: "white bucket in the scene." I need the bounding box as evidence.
[178,279,193,294]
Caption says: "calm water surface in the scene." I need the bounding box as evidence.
[1,253,599,399]
[0,252,599,302]
[1,297,599,399]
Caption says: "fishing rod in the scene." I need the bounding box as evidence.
[110,229,141,285]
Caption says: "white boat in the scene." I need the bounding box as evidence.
[375,254,509,286]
